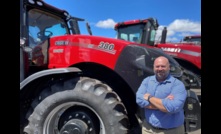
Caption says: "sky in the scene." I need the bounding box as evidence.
[44,0,201,42]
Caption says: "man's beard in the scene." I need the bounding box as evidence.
[156,70,169,81]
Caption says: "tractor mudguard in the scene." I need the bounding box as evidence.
[20,67,81,90]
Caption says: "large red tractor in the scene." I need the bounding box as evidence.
[20,1,201,133]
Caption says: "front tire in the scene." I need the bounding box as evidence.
[23,77,130,134]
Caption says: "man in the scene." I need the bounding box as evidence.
[136,56,187,134]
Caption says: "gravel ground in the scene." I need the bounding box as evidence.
[189,129,201,134]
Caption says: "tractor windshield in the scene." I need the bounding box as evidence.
[116,24,144,43]
[116,22,157,46]
[28,9,69,48]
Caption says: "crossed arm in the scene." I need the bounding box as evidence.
[143,93,174,112]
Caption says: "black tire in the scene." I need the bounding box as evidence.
[23,77,130,134]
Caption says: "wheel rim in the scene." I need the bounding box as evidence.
[43,102,105,134]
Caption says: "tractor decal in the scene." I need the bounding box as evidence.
[55,40,69,45]
[161,47,200,57]
[97,41,116,54]
[161,47,181,53]
[180,49,201,57]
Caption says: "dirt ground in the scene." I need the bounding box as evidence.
[189,129,201,134]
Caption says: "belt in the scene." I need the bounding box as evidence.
[150,125,173,130]
[152,126,169,130]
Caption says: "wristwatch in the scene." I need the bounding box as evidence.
[147,95,153,102]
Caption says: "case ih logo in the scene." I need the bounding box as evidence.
[161,47,181,53]
[55,41,69,45]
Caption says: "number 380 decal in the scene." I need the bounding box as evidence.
[98,41,116,54]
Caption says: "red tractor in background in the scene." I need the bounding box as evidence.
[182,35,201,44]
[20,1,201,133]
[156,27,201,86]
[114,18,201,92]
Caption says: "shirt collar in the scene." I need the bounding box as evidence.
[151,74,173,84]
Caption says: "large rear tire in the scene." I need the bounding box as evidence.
[23,77,130,134]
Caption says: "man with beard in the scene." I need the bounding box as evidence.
[136,56,187,134]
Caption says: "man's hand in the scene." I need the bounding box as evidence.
[143,93,150,100]
[143,93,158,109]
[166,94,174,100]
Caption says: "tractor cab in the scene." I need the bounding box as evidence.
[20,0,91,76]
[115,18,158,46]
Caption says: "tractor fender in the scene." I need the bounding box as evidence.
[20,67,81,89]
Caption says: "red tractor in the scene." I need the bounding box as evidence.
[156,28,201,86]
[182,35,201,44]
[114,18,201,91]
[20,1,201,133]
